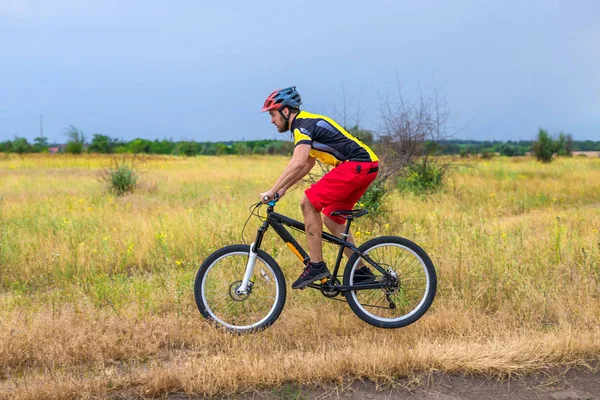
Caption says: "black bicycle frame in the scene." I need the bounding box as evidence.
[251,204,388,292]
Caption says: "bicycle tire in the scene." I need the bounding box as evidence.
[194,244,286,333]
[343,236,436,329]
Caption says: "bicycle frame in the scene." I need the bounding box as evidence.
[236,203,389,294]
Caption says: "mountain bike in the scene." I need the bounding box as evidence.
[193,197,437,333]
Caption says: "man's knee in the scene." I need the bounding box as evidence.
[323,215,337,230]
[300,196,316,213]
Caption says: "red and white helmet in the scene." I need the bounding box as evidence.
[261,86,302,112]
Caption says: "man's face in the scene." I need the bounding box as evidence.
[269,109,289,133]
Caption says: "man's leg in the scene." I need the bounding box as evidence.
[323,216,356,260]
[300,195,323,262]
[323,216,375,282]
[291,195,330,289]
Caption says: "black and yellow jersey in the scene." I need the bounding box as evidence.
[291,111,378,167]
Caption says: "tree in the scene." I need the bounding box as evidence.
[173,141,200,156]
[0,141,11,153]
[555,132,573,156]
[376,81,457,185]
[348,125,374,146]
[149,139,176,154]
[127,138,152,154]
[330,82,367,132]
[89,134,118,154]
[532,128,555,163]
[64,125,86,154]
[233,142,252,155]
[499,144,517,157]
[33,136,49,152]
[214,143,235,155]
[12,137,31,154]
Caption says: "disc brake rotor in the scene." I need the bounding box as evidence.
[229,280,251,301]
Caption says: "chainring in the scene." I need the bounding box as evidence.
[320,277,342,298]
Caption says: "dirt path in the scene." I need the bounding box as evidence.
[165,363,600,399]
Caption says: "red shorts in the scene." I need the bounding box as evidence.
[305,161,379,224]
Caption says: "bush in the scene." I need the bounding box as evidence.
[12,137,31,154]
[173,141,200,156]
[397,158,447,194]
[65,141,84,154]
[98,156,141,196]
[358,181,386,218]
[555,132,573,157]
[64,125,85,154]
[532,129,555,163]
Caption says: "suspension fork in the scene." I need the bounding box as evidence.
[236,218,269,294]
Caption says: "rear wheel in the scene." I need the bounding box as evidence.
[194,244,286,333]
[343,236,436,329]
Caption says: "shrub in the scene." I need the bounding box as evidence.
[358,180,386,218]
[555,132,573,157]
[98,156,141,196]
[532,129,555,163]
[64,125,86,154]
[12,137,31,154]
[397,158,447,194]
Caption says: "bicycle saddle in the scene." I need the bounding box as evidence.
[330,209,369,219]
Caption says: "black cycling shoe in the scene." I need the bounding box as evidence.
[292,262,331,289]
[353,266,376,284]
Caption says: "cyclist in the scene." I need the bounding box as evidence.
[260,86,379,289]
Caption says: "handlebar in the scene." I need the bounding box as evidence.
[263,192,280,207]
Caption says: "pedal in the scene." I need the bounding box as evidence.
[320,278,329,284]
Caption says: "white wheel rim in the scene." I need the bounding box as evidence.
[350,243,431,323]
[202,251,281,331]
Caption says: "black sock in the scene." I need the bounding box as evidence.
[309,261,326,269]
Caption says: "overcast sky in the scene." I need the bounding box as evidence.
[1,0,598,143]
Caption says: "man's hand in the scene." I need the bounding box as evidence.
[259,190,276,204]
[259,188,286,204]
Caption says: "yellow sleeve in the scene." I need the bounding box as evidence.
[293,128,312,146]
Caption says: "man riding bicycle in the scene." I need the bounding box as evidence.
[259,86,379,289]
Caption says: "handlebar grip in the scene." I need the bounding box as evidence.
[264,193,280,202]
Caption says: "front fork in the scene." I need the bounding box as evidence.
[235,218,269,295]
[236,244,258,294]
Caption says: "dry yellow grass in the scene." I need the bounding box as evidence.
[0,154,599,399]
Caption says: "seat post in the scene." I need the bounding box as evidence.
[342,218,353,240]
[332,217,354,277]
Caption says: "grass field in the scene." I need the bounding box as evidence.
[1,154,599,399]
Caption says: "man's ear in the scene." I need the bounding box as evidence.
[282,108,290,118]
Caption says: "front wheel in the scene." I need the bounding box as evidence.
[344,236,437,329]
[194,244,286,333]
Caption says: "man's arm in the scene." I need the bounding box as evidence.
[261,144,313,200]
[280,155,315,192]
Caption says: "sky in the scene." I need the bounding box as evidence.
[1,0,599,143]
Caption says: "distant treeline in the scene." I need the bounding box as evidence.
[436,139,600,156]
[1,133,599,156]
[0,136,296,155]
[435,139,599,156]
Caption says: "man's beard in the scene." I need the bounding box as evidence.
[276,121,289,133]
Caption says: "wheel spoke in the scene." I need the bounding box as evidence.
[195,248,285,331]
[346,239,436,327]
